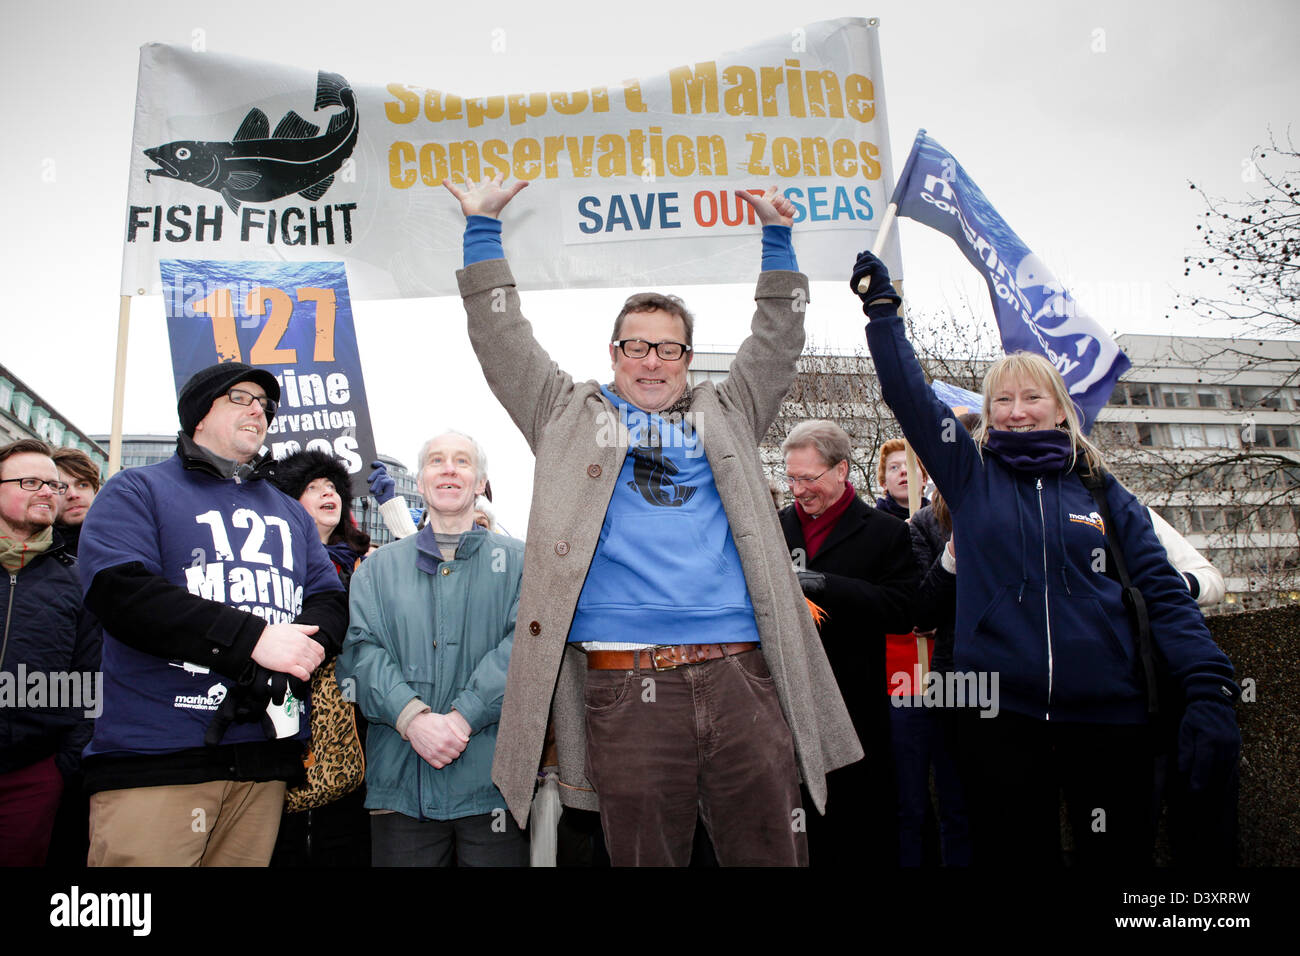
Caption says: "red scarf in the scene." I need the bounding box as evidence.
[795,482,855,560]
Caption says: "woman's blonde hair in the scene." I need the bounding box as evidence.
[971,351,1105,473]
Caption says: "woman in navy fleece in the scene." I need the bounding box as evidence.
[852,251,1241,867]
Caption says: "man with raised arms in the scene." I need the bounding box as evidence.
[443,174,861,866]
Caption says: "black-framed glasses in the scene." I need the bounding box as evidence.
[613,339,692,361]
[0,477,68,494]
[227,387,277,415]
[782,465,834,487]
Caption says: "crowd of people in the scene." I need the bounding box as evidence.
[0,178,1241,867]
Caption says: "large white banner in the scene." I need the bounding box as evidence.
[121,18,901,300]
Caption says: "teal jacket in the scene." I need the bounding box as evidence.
[338,525,523,821]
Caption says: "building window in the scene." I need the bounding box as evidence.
[1159,386,1193,408]
[1220,507,1246,530]
[1125,383,1154,406]
[1203,424,1235,448]
[1260,506,1296,532]
[1136,423,1169,446]
[1193,469,1219,490]
[1163,506,1193,535]
[1253,426,1296,448]
[1168,424,1204,446]
[1229,385,1284,410]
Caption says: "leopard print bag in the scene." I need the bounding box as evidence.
[285,659,365,813]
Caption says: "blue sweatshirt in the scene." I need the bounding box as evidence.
[78,454,342,757]
[866,314,1235,723]
[567,388,760,645]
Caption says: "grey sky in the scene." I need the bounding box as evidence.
[2,0,1295,534]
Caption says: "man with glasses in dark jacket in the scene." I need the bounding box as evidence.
[0,439,100,866]
[778,420,916,866]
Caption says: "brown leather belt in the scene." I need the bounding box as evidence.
[585,643,758,671]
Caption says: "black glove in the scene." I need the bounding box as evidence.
[287,672,310,703]
[1177,680,1241,793]
[264,669,291,706]
[796,571,827,597]
[261,668,296,740]
[850,250,902,319]
[202,666,288,746]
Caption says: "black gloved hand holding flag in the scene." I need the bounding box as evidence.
[850,250,902,320]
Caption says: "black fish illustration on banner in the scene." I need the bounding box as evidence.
[144,70,358,214]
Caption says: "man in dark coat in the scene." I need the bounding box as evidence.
[778,420,916,866]
[0,439,100,866]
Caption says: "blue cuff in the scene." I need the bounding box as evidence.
[761,224,798,272]
[464,215,504,266]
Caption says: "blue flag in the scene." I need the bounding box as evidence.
[930,380,984,415]
[891,130,1129,431]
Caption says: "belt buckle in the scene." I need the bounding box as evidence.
[649,646,683,671]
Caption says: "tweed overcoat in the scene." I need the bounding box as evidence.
[457,257,863,827]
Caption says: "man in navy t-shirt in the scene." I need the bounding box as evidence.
[78,362,346,866]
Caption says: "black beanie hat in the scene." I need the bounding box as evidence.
[267,449,354,504]
[178,363,281,436]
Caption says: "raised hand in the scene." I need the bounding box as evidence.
[850,249,902,319]
[737,185,796,227]
[442,172,529,220]
[368,460,396,504]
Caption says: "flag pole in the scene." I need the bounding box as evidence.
[863,130,931,685]
[869,201,899,258]
[108,294,131,475]
[863,127,924,266]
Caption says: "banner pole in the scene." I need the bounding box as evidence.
[903,441,921,516]
[903,438,929,687]
[108,294,131,476]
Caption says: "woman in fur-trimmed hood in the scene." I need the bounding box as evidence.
[266,448,372,867]
[269,450,370,588]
